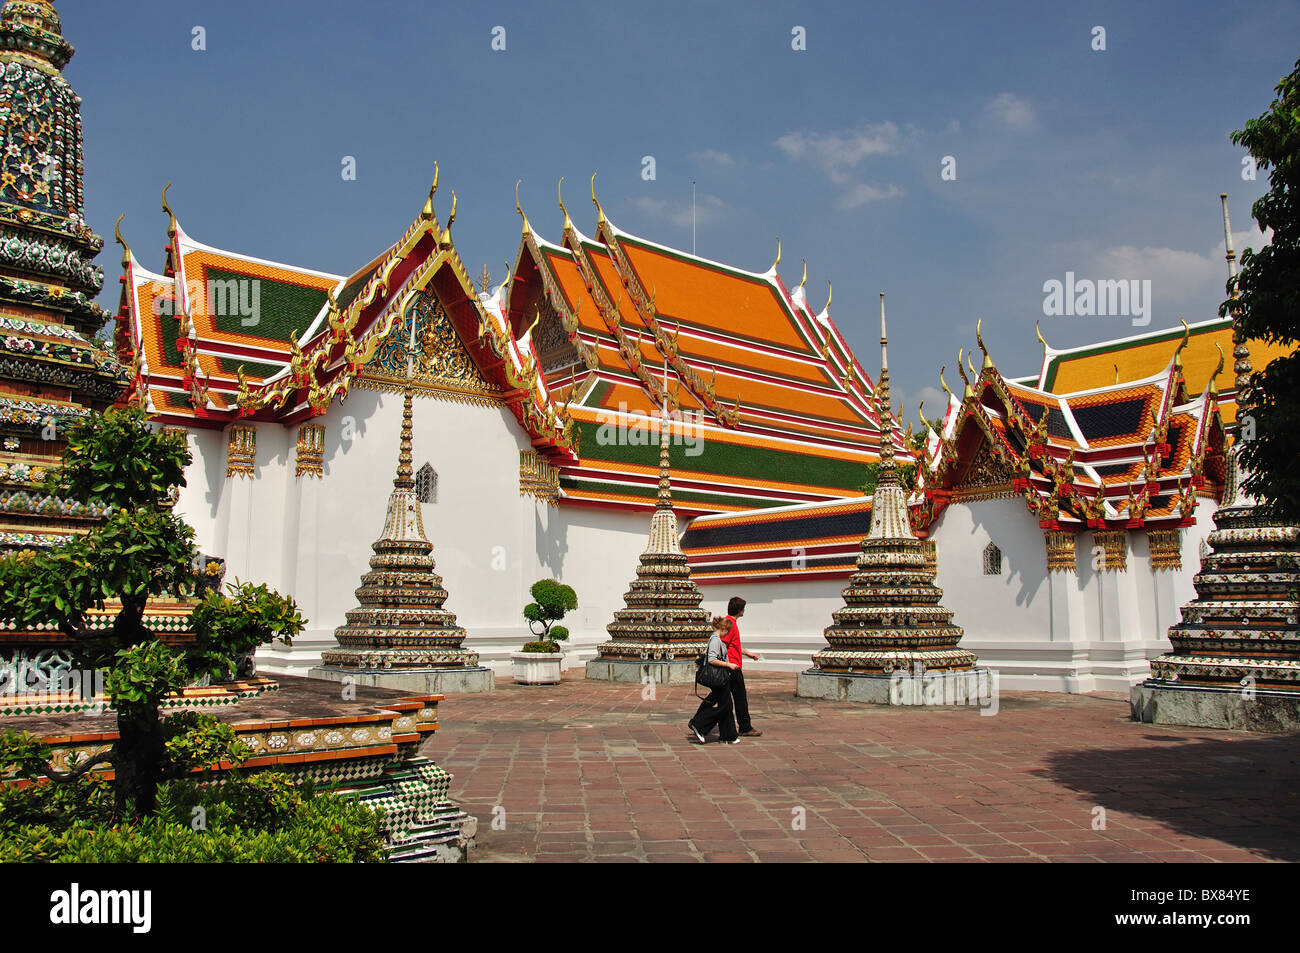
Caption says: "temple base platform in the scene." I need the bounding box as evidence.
[307,665,495,695]
[797,667,997,709]
[1131,682,1300,733]
[585,657,699,684]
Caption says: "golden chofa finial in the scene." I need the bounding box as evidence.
[1035,319,1048,352]
[823,280,832,315]
[515,179,531,237]
[956,347,970,388]
[799,258,807,289]
[558,176,571,231]
[939,365,951,398]
[917,400,926,431]
[422,162,439,219]
[1173,317,1190,366]
[591,171,606,226]
[446,190,457,231]
[161,182,177,237]
[1212,342,1225,383]
[1113,363,1120,385]
[113,213,130,267]
[976,317,993,369]
[771,237,781,272]
[966,350,977,381]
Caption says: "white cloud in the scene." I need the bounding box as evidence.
[631,193,725,228]
[692,149,735,168]
[986,92,1034,129]
[775,122,905,210]
[838,182,904,209]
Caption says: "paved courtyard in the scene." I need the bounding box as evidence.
[424,671,1300,863]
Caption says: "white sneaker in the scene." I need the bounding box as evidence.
[725,737,741,745]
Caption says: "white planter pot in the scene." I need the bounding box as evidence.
[510,652,564,685]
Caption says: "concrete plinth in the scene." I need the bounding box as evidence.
[1131,683,1300,733]
[308,666,495,694]
[797,667,997,711]
[585,658,698,685]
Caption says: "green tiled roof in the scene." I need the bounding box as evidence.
[204,265,329,345]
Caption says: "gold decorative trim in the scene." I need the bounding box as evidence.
[1092,529,1128,573]
[161,425,187,443]
[951,485,1018,502]
[520,449,560,505]
[295,423,325,478]
[1148,528,1182,571]
[225,424,256,478]
[1045,530,1076,573]
[354,374,504,407]
[921,538,937,574]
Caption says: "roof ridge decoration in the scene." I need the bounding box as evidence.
[591,178,740,427]
[914,317,1226,536]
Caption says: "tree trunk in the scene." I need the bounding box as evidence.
[113,704,164,819]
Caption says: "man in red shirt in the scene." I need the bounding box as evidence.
[721,596,762,737]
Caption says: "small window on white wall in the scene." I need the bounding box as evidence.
[416,463,437,504]
[983,541,1002,576]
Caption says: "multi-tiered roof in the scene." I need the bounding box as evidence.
[505,178,900,514]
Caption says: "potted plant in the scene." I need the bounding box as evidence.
[511,579,577,685]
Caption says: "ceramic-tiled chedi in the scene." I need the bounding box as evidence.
[587,408,711,683]
[1134,195,1300,731]
[312,386,493,692]
[800,297,980,696]
[0,0,125,554]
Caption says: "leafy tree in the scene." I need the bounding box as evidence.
[0,407,303,819]
[1226,56,1300,516]
[522,578,577,652]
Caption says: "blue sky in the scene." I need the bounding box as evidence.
[67,0,1299,417]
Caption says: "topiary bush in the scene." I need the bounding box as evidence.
[521,578,577,652]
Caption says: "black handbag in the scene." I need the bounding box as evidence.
[695,655,730,690]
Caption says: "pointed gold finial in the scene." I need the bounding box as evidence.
[918,400,927,431]
[939,365,951,398]
[977,317,994,368]
[966,351,977,380]
[558,176,571,231]
[422,162,439,219]
[591,171,605,226]
[515,179,531,236]
[772,237,781,271]
[1211,342,1225,388]
[446,189,457,231]
[161,182,177,237]
[799,258,807,288]
[1173,318,1190,365]
[478,264,492,294]
[823,281,832,314]
[114,213,130,267]
[1035,320,1048,352]
[1114,363,1120,385]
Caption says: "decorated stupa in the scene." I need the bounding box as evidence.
[311,375,493,693]
[798,295,986,704]
[587,400,711,684]
[1133,196,1300,731]
[0,0,125,555]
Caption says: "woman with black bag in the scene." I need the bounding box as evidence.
[688,616,741,744]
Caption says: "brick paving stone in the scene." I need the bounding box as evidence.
[428,672,1300,863]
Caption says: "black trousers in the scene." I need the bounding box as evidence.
[729,668,753,733]
[691,681,737,742]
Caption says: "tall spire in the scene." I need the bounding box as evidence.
[1221,193,1253,399]
[868,292,912,539]
[656,405,673,508]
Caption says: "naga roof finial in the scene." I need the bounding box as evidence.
[823,280,832,315]
[976,317,993,369]
[771,237,781,272]
[939,364,951,399]
[558,176,571,232]
[1035,320,1048,353]
[1173,317,1190,366]
[591,172,605,227]
[161,182,178,238]
[422,161,439,219]
[799,258,807,288]
[515,179,531,237]
[114,213,130,267]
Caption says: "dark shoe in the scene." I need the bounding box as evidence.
[740,728,763,737]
